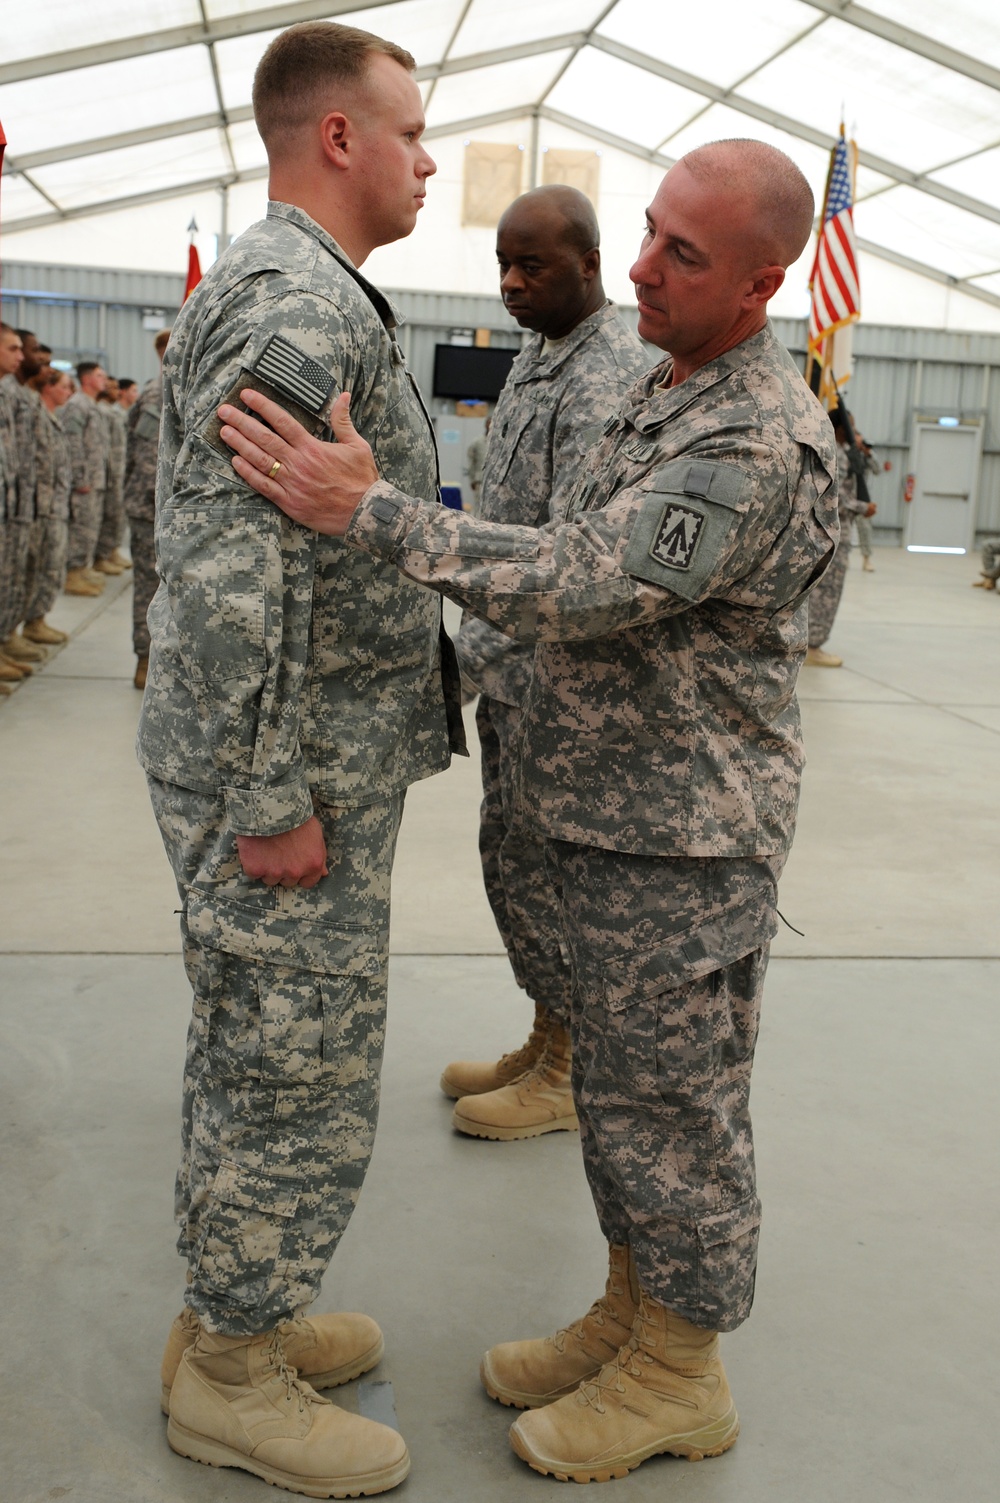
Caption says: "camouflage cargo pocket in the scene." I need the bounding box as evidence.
[193,1161,301,1314]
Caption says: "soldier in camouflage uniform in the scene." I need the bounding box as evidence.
[123,329,170,689]
[806,412,872,667]
[221,139,839,1484]
[0,325,25,694]
[93,384,130,576]
[137,21,462,1498]
[444,185,648,1141]
[0,331,49,671]
[22,367,74,647]
[62,362,109,597]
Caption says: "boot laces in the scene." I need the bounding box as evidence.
[552,1277,625,1353]
[264,1331,317,1414]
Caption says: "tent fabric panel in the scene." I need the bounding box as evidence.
[451,0,606,58]
[1,0,200,66]
[857,186,1000,282]
[861,0,1000,70]
[30,132,234,214]
[545,49,711,152]
[0,48,219,158]
[740,17,1000,173]
[427,51,574,127]
[598,0,823,93]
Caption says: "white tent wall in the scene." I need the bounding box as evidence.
[4,259,997,541]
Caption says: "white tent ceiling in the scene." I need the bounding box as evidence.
[2,0,999,329]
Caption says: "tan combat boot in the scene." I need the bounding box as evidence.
[452,1018,576,1140]
[110,547,133,569]
[64,568,103,597]
[973,576,997,589]
[23,618,69,645]
[92,554,124,575]
[862,555,875,572]
[160,1305,384,1415]
[439,1000,551,1099]
[805,646,843,667]
[481,1243,639,1409]
[134,655,149,690]
[3,632,45,663]
[0,655,27,682]
[167,1325,409,1497]
[509,1289,739,1482]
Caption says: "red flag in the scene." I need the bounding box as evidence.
[184,217,202,301]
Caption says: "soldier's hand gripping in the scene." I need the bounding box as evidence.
[236,814,329,888]
[219,390,378,536]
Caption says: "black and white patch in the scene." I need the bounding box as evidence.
[649,502,705,571]
[252,335,333,415]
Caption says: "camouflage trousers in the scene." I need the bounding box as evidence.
[0,514,31,638]
[147,775,404,1337]
[981,537,1000,580]
[66,488,104,571]
[477,695,573,1026]
[808,514,850,648]
[96,477,125,560]
[128,516,157,655]
[545,841,783,1332]
[853,511,873,559]
[23,515,69,621]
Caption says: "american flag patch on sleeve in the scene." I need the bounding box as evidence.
[251,335,334,415]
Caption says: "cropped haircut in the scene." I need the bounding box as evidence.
[154,328,172,356]
[253,21,415,152]
[76,360,100,381]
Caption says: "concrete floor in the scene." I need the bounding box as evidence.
[2,547,999,1501]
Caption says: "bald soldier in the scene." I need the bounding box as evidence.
[219,139,839,1483]
[444,186,648,1141]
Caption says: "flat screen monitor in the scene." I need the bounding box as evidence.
[432,343,517,401]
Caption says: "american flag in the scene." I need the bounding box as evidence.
[808,130,860,353]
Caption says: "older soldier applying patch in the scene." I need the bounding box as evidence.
[220,139,839,1485]
[136,21,463,1499]
[443,186,648,1143]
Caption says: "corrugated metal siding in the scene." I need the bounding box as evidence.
[0,260,183,383]
[4,267,999,540]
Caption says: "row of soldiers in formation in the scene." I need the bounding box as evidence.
[0,323,168,695]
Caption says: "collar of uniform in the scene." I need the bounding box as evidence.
[509,299,619,383]
[627,321,775,433]
[266,200,406,333]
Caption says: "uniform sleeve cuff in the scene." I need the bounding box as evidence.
[222,778,314,837]
[345,479,422,557]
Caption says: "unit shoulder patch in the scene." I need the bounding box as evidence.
[648,502,706,571]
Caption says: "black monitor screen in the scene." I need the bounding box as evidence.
[432,343,517,401]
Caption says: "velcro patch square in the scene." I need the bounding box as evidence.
[649,502,705,571]
[252,335,333,415]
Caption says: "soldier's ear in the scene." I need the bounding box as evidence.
[318,111,352,170]
[582,248,601,282]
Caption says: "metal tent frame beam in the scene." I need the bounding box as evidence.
[0,0,402,85]
[798,1,1000,94]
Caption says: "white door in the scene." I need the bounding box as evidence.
[904,422,983,552]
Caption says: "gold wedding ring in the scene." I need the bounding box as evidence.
[267,459,282,480]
